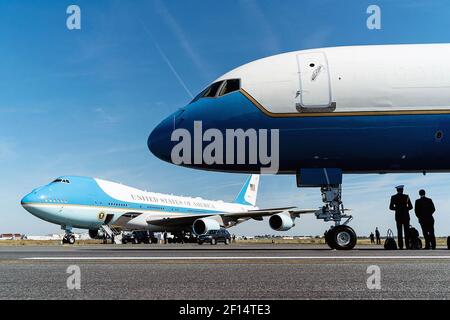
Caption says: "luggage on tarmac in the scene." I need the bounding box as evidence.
[384,229,398,250]
[408,225,422,250]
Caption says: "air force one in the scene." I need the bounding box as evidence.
[21,175,316,245]
[148,43,450,249]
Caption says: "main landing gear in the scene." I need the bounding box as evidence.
[298,168,357,250]
[318,185,357,250]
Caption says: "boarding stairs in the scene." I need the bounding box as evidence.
[101,225,123,244]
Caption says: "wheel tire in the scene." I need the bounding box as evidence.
[62,238,68,244]
[68,235,75,245]
[325,228,336,249]
[122,239,127,244]
[198,241,203,245]
[330,225,357,250]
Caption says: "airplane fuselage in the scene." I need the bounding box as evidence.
[149,44,450,174]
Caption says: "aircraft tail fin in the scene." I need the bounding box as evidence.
[234,175,260,207]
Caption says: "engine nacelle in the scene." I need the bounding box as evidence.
[269,212,295,231]
[192,218,221,235]
[88,229,104,239]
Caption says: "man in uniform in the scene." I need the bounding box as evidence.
[414,189,436,250]
[389,185,413,249]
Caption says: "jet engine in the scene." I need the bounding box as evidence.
[88,229,104,239]
[192,218,221,235]
[269,212,295,231]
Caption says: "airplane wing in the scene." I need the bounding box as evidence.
[145,207,318,227]
[223,207,317,220]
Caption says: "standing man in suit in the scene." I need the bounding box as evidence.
[375,227,381,245]
[389,185,413,249]
[415,189,436,250]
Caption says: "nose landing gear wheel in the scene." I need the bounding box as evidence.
[62,234,75,245]
[327,225,357,250]
[68,235,75,245]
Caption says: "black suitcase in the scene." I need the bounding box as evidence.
[408,226,422,250]
[384,229,398,250]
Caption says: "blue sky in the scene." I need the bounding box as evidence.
[1,0,450,236]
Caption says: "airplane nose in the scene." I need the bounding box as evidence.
[20,185,59,223]
[21,192,36,206]
[148,113,178,162]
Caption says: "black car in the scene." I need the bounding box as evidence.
[122,231,156,244]
[198,228,231,245]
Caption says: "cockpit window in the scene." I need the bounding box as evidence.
[203,81,224,98]
[218,79,241,96]
[190,79,241,104]
[52,179,70,184]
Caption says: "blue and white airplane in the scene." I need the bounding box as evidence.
[148,44,450,249]
[21,175,315,244]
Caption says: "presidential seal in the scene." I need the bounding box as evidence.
[98,212,106,220]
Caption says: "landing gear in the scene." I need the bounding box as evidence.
[326,225,357,250]
[317,185,357,250]
[62,227,75,245]
[297,169,358,250]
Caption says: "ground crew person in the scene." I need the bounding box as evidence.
[414,189,436,250]
[375,227,381,245]
[389,185,413,249]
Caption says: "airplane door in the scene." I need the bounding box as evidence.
[296,52,334,111]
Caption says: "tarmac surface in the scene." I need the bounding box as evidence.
[0,243,449,300]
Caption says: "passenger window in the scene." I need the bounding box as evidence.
[218,79,240,96]
[203,81,224,98]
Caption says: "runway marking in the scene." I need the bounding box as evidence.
[22,256,450,261]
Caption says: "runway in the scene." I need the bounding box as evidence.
[0,244,449,300]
